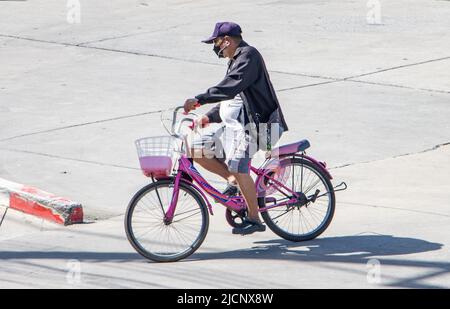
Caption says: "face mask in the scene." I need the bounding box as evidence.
[213,39,229,58]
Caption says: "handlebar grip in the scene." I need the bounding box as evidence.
[188,120,195,130]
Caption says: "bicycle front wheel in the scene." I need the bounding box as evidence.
[125,179,209,262]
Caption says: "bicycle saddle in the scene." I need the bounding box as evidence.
[268,139,310,158]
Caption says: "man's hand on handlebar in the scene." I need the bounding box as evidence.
[188,115,209,131]
[184,98,200,113]
[195,115,210,128]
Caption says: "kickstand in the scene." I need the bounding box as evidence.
[333,182,348,192]
[0,205,9,229]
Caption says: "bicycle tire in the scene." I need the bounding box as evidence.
[259,157,335,242]
[125,179,209,262]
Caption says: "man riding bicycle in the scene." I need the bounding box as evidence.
[184,22,288,235]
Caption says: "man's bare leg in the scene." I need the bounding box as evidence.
[232,173,262,222]
[191,149,236,184]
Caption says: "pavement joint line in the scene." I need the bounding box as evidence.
[4,69,441,143]
[277,80,339,92]
[1,141,449,184]
[0,260,172,288]
[0,109,163,142]
[276,73,449,95]
[270,70,340,81]
[345,79,450,94]
[76,22,193,46]
[391,141,450,158]
[339,201,450,218]
[77,44,218,65]
[1,142,448,174]
[385,270,449,289]
[345,56,450,80]
[0,147,140,171]
[0,34,217,66]
[76,31,163,46]
[2,33,449,94]
[329,142,450,170]
[353,231,386,236]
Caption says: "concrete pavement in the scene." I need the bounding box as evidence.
[0,145,449,288]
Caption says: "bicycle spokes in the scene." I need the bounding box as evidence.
[262,159,334,239]
[126,182,207,260]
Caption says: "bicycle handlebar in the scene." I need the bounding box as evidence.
[171,106,197,137]
[171,106,185,133]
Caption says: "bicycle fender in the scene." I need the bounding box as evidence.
[283,154,333,180]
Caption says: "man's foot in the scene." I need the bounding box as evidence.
[222,184,240,197]
[232,218,266,235]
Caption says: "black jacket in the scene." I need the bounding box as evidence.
[195,41,288,131]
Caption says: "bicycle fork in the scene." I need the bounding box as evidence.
[160,172,182,225]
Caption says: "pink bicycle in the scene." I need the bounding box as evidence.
[125,107,346,262]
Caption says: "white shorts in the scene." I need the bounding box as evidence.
[192,97,256,174]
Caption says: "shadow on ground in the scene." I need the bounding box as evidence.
[193,235,447,288]
[0,235,446,288]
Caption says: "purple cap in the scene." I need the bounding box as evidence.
[202,22,242,44]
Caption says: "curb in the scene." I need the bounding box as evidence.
[0,178,83,225]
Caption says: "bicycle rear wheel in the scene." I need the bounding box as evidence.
[125,179,209,262]
[259,157,335,242]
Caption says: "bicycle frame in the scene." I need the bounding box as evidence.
[163,154,303,222]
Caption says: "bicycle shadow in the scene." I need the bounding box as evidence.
[0,234,446,288]
[194,234,442,260]
[189,234,448,288]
